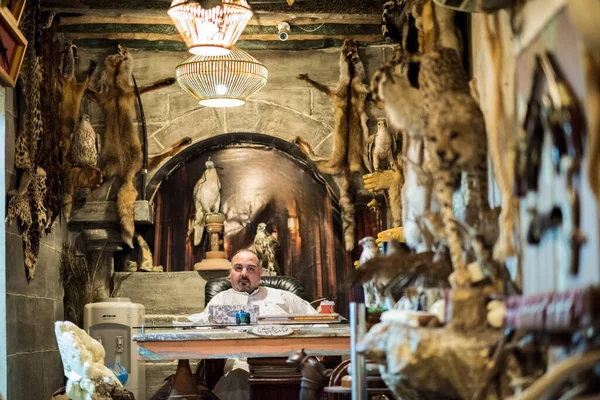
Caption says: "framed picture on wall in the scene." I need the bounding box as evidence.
[0,7,27,88]
[7,0,26,24]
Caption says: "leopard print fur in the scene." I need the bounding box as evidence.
[8,2,50,279]
[419,48,488,286]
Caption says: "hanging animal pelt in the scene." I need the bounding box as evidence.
[8,1,48,279]
[88,45,175,247]
[297,40,353,175]
[290,136,356,251]
[348,40,369,173]
[59,42,97,164]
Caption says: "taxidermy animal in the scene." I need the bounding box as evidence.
[88,44,175,248]
[59,43,97,163]
[358,236,381,308]
[365,118,398,172]
[371,59,427,138]
[348,39,369,173]
[351,240,451,308]
[254,222,280,275]
[419,47,488,287]
[338,170,356,251]
[135,233,163,272]
[148,137,192,170]
[70,114,100,168]
[190,159,221,246]
[291,136,321,160]
[62,165,104,222]
[291,136,356,251]
[297,39,355,175]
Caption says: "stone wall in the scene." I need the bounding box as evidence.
[77,45,393,182]
[4,88,66,398]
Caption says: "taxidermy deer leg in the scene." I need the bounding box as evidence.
[482,14,517,262]
[138,78,177,94]
[148,136,192,170]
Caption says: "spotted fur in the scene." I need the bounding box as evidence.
[419,48,488,286]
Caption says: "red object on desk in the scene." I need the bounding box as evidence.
[320,301,335,314]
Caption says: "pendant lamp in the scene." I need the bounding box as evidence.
[168,0,253,56]
[176,46,268,107]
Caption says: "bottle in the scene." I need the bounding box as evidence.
[236,309,244,325]
[244,310,251,324]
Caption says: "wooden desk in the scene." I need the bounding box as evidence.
[133,326,350,399]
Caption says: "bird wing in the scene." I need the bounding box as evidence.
[365,134,376,173]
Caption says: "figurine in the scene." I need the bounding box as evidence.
[189,158,221,246]
[254,222,280,275]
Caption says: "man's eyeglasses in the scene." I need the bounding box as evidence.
[232,264,259,274]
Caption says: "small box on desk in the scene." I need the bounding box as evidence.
[257,313,341,324]
[209,305,260,324]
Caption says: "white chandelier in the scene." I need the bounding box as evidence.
[168,0,253,56]
[176,47,268,108]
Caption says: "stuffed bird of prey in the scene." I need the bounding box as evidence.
[364,118,397,173]
[190,159,221,246]
[70,114,101,167]
[254,222,280,275]
[358,236,381,308]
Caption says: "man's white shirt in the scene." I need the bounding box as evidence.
[188,286,317,324]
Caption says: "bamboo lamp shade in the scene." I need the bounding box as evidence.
[175,47,268,107]
[168,0,253,56]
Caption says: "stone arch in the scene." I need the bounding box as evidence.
[146,132,339,203]
[148,99,334,160]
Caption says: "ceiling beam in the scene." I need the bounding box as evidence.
[58,12,382,27]
[41,0,382,15]
[63,32,382,43]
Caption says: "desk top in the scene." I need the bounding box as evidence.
[133,325,350,342]
[133,326,351,361]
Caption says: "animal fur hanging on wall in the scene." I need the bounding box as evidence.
[297,41,352,175]
[88,45,175,248]
[7,2,49,279]
[295,39,373,251]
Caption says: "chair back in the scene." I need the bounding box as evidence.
[204,276,305,306]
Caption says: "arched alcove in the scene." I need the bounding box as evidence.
[146,133,353,314]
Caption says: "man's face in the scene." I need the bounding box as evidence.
[230,251,262,293]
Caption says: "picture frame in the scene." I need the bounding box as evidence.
[0,7,27,88]
[7,0,26,24]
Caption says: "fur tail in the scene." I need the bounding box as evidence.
[117,180,138,248]
[339,170,355,251]
[193,209,205,246]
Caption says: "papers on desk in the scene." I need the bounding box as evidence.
[257,313,341,324]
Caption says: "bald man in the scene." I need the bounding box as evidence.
[188,249,317,400]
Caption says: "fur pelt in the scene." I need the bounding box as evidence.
[338,169,356,251]
[290,136,356,251]
[297,40,354,175]
[59,43,97,163]
[62,166,104,222]
[89,45,175,247]
[348,40,369,173]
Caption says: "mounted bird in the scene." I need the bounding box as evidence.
[358,236,381,308]
[189,159,221,247]
[364,118,398,173]
[70,114,101,168]
[254,222,280,275]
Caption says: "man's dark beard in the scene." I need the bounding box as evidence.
[238,278,252,293]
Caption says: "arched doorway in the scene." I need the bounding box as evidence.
[145,133,352,314]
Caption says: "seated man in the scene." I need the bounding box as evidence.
[189,249,317,400]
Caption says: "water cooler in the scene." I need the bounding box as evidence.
[84,298,146,400]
